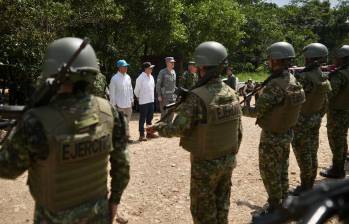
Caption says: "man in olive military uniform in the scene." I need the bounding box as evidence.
[290,43,331,195]
[320,45,349,179]
[178,61,198,89]
[156,57,177,121]
[148,41,243,224]
[243,42,305,215]
[0,37,130,223]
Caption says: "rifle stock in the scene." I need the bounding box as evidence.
[328,62,349,77]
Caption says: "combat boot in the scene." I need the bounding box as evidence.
[319,166,345,179]
[251,204,280,223]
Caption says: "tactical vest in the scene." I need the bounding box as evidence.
[330,68,349,110]
[301,68,331,115]
[27,96,114,212]
[257,74,305,133]
[180,83,241,160]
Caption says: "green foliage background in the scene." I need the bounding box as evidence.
[0,0,348,82]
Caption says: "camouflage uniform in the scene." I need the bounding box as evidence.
[91,72,108,98]
[243,71,304,208]
[327,67,349,173]
[178,71,198,89]
[154,79,243,224]
[0,93,130,224]
[156,68,177,121]
[292,68,330,189]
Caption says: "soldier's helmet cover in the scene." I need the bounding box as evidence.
[267,42,295,60]
[336,45,349,59]
[42,37,100,83]
[194,41,228,67]
[303,43,328,58]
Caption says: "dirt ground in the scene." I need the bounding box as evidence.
[0,112,346,224]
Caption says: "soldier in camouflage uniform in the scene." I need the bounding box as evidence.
[148,41,243,224]
[290,43,331,195]
[178,61,198,89]
[243,42,305,215]
[156,57,177,122]
[320,45,349,179]
[91,72,108,98]
[0,37,130,224]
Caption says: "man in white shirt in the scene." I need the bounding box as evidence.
[134,62,158,141]
[109,59,134,143]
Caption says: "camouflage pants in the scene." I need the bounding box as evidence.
[327,109,349,169]
[292,113,322,188]
[34,198,108,224]
[259,130,293,206]
[190,154,236,224]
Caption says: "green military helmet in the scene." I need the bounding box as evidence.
[335,45,349,58]
[194,41,228,67]
[303,43,328,58]
[42,37,100,83]
[267,42,295,60]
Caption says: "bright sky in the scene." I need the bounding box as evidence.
[267,0,339,6]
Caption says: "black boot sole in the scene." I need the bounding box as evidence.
[319,172,345,179]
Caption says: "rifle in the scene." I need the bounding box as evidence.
[0,38,90,138]
[253,179,349,224]
[239,73,279,105]
[327,62,349,78]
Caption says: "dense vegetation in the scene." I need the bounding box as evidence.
[0,0,348,81]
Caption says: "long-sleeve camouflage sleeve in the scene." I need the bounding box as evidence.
[296,73,312,94]
[91,73,107,98]
[156,70,164,98]
[109,109,130,204]
[154,93,205,137]
[0,113,49,179]
[242,84,285,119]
[328,72,347,100]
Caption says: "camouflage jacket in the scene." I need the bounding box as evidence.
[0,92,130,204]
[91,73,108,98]
[328,67,349,101]
[154,78,243,147]
[156,68,177,102]
[178,71,198,90]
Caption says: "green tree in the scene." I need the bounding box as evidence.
[183,0,245,62]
